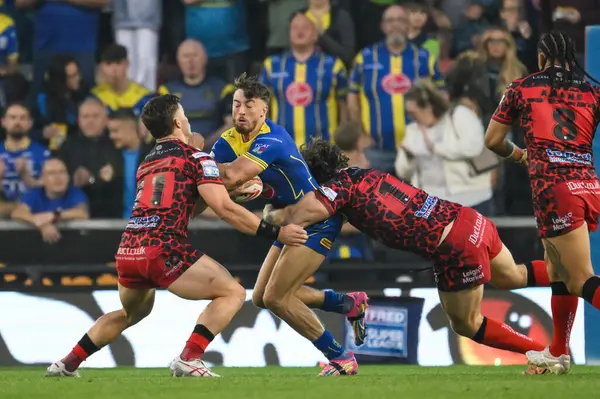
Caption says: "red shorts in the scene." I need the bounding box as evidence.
[533,180,600,238]
[116,241,203,289]
[433,207,502,292]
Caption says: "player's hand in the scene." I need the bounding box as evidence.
[277,224,308,246]
[74,167,92,187]
[99,164,114,182]
[190,133,205,151]
[39,223,61,244]
[32,212,55,228]
[518,21,532,39]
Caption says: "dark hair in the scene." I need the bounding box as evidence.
[446,51,494,117]
[404,80,450,118]
[42,55,87,124]
[538,31,600,95]
[108,107,136,122]
[4,102,31,118]
[101,44,128,63]
[233,73,271,104]
[140,95,180,139]
[334,122,364,152]
[300,139,349,184]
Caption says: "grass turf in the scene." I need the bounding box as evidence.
[2,365,600,399]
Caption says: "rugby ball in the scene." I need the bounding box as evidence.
[232,176,263,203]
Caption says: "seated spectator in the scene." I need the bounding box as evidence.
[37,55,89,152]
[106,109,153,219]
[395,81,494,215]
[58,98,122,218]
[11,157,88,244]
[92,44,155,118]
[406,3,441,59]
[0,102,49,218]
[158,39,232,151]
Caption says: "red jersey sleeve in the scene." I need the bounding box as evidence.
[189,150,223,186]
[492,82,520,125]
[313,172,353,215]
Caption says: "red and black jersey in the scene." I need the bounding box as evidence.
[313,168,462,259]
[492,67,600,198]
[120,138,222,248]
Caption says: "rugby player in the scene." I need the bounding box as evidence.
[211,74,368,376]
[487,31,600,374]
[46,94,308,378]
[264,139,553,362]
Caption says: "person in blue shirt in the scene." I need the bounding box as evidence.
[0,102,49,217]
[11,157,89,244]
[211,74,368,375]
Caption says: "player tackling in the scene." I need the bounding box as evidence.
[46,94,308,378]
[263,139,554,361]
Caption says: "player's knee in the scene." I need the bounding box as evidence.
[263,290,285,313]
[447,313,481,338]
[228,282,247,308]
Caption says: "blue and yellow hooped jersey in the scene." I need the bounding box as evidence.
[0,13,17,66]
[91,81,156,117]
[260,52,348,148]
[210,119,342,255]
[350,42,444,151]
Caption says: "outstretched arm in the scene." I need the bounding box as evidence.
[264,192,332,228]
[218,157,264,190]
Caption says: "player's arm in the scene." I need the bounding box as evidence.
[485,83,526,164]
[264,192,331,228]
[218,157,264,190]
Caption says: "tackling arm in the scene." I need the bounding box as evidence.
[264,192,332,228]
[217,157,264,190]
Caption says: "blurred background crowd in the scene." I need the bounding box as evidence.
[0,0,598,260]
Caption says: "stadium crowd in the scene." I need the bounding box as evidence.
[0,0,598,257]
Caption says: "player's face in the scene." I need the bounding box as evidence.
[65,62,81,91]
[232,89,268,134]
[174,104,192,139]
[78,102,107,138]
[406,99,436,127]
[382,6,408,44]
[290,14,317,48]
[42,159,69,194]
[2,105,32,138]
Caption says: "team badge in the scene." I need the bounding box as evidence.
[252,143,270,154]
[200,160,219,177]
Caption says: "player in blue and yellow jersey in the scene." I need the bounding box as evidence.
[211,74,368,375]
[91,44,155,118]
[347,5,444,172]
[0,11,18,75]
[260,13,347,149]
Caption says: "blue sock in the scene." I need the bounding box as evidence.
[312,329,346,360]
[320,290,350,314]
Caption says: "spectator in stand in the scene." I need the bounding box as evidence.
[92,44,155,118]
[37,55,89,153]
[302,0,355,67]
[58,98,121,218]
[348,5,444,175]
[184,0,249,82]
[158,39,233,151]
[12,158,88,244]
[395,81,494,215]
[0,11,18,76]
[260,12,348,148]
[451,1,489,57]
[15,0,108,96]
[265,0,305,55]
[112,0,162,91]
[406,3,441,60]
[0,102,49,218]
[106,109,152,219]
[500,0,537,73]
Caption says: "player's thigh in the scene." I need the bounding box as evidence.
[118,283,156,323]
[438,285,484,335]
[488,244,526,289]
[264,245,325,302]
[168,254,246,301]
[253,245,282,305]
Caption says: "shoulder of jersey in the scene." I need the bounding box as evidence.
[191,150,212,159]
[220,127,237,140]
[0,14,15,32]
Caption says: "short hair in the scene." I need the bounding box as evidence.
[334,122,364,152]
[233,73,270,104]
[108,108,137,122]
[404,2,428,13]
[140,94,181,140]
[404,80,450,119]
[101,44,128,63]
[3,102,31,118]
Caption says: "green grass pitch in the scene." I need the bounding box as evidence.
[2,365,600,399]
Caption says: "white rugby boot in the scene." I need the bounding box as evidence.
[45,360,80,377]
[526,346,571,374]
[169,356,221,377]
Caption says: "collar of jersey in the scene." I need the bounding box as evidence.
[4,137,30,152]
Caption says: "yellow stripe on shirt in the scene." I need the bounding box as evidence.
[327,58,344,142]
[390,55,405,147]
[242,152,269,170]
[264,57,279,122]
[293,63,307,148]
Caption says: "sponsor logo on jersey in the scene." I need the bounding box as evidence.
[285,82,313,107]
[545,149,592,165]
[252,143,270,154]
[200,160,219,177]
[552,212,573,231]
[318,186,338,201]
[381,74,412,95]
[414,195,438,219]
[192,151,210,159]
[125,215,161,229]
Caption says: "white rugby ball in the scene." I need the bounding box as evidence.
[232,176,263,203]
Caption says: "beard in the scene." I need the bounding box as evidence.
[234,121,256,135]
[7,130,27,140]
[386,34,406,47]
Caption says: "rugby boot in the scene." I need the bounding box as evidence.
[522,364,551,375]
[45,360,80,377]
[319,352,359,376]
[170,356,221,377]
[526,346,571,374]
[344,292,369,346]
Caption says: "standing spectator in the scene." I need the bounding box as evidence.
[0,11,18,76]
[0,103,49,218]
[500,0,537,72]
[260,12,348,148]
[394,81,494,214]
[58,99,121,218]
[11,158,88,244]
[406,3,441,59]
[158,39,233,150]
[106,109,152,219]
[37,55,89,152]
[112,0,162,91]
[184,0,249,82]
[16,0,108,95]
[451,2,489,57]
[348,5,444,174]
[302,0,355,67]
[266,0,305,55]
[92,44,155,117]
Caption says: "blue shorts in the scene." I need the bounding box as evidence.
[274,214,343,256]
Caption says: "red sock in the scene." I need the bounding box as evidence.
[473,317,545,354]
[61,334,99,372]
[526,260,550,287]
[180,324,215,361]
[548,282,578,357]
